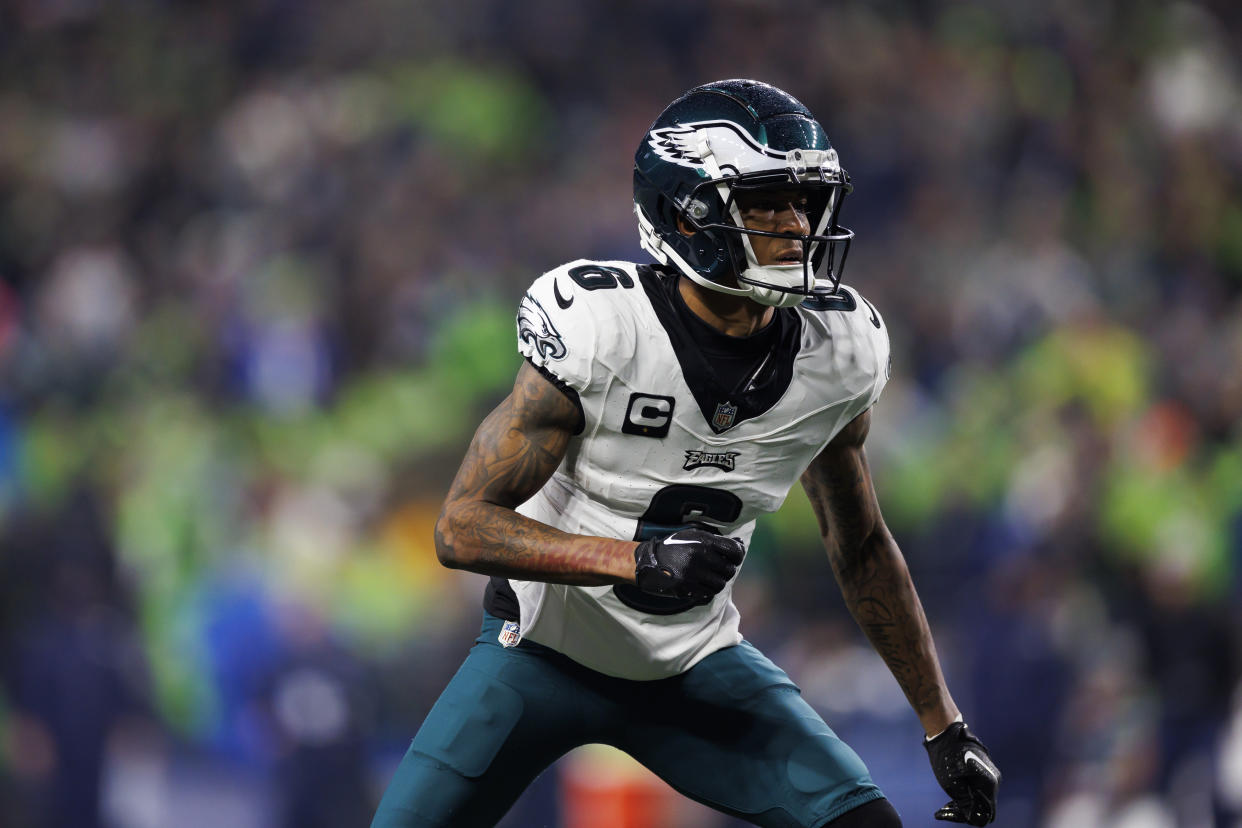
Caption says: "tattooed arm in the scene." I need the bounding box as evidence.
[802,409,960,737]
[434,361,638,586]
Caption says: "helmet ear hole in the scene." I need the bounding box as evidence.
[676,216,697,237]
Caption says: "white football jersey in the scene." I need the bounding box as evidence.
[508,259,889,680]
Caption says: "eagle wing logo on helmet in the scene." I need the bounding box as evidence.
[649,120,788,175]
[648,124,708,165]
[648,120,841,180]
[517,293,568,361]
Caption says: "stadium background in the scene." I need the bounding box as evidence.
[1,1,1240,826]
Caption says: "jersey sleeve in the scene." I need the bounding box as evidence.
[515,262,602,393]
[840,285,891,418]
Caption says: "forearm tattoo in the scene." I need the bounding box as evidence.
[435,362,631,585]
[802,412,953,721]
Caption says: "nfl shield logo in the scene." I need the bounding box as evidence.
[712,401,737,431]
[498,620,522,648]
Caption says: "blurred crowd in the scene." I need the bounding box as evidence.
[1,0,1240,826]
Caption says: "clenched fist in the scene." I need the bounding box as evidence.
[633,528,745,605]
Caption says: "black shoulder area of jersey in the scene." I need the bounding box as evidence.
[638,265,803,433]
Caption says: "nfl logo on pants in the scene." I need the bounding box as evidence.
[712,402,737,430]
[498,620,522,648]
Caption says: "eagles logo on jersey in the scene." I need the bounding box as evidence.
[683,450,740,472]
[517,292,567,361]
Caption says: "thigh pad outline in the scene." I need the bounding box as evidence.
[410,666,525,778]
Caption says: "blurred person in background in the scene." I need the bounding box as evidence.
[256,605,375,828]
[0,486,154,828]
[371,80,1000,828]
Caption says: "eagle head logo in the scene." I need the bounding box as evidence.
[517,293,567,361]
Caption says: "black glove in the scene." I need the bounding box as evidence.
[924,721,1001,826]
[633,528,745,605]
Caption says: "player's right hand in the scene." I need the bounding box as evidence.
[633,528,745,605]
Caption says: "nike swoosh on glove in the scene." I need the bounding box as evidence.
[633,528,744,604]
[924,721,1001,826]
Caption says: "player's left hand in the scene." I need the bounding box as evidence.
[924,721,1000,826]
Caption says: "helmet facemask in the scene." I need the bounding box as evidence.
[681,168,854,308]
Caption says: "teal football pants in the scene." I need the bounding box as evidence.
[371,613,885,827]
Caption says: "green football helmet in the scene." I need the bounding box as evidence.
[633,79,854,308]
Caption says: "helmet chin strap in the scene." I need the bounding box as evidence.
[733,208,811,309]
[741,269,809,307]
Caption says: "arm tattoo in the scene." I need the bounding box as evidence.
[435,361,634,585]
[802,410,957,729]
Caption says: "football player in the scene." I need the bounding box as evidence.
[372,79,1001,827]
